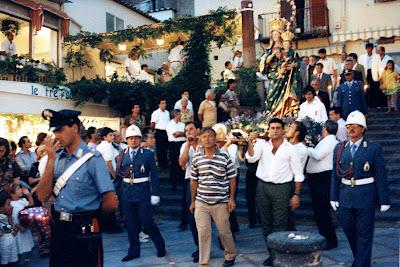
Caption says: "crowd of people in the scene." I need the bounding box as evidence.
[0,43,397,267]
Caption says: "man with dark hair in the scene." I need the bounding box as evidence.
[36,109,118,267]
[348,53,366,83]
[223,61,236,82]
[298,86,328,123]
[329,107,348,142]
[151,99,170,169]
[306,120,339,249]
[311,62,332,92]
[16,136,36,185]
[246,118,304,266]
[225,79,240,117]
[139,64,153,84]
[190,126,237,267]
[179,121,201,262]
[0,32,16,56]
[307,55,319,85]
[317,48,338,87]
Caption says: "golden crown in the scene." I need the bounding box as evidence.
[269,18,289,33]
[281,30,295,41]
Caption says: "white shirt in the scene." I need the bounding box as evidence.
[317,58,337,75]
[151,108,170,130]
[297,98,328,123]
[223,69,236,81]
[168,45,184,62]
[180,142,199,179]
[166,120,185,142]
[306,135,339,174]
[1,39,16,56]
[292,142,308,171]
[174,99,194,111]
[233,56,243,70]
[96,140,118,171]
[138,70,154,84]
[225,144,240,170]
[359,53,381,81]
[336,118,348,142]
[125,58,141,79]
[245,139,305,183]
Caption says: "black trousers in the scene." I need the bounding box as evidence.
[180,178,189,226]
[155,129,169,168]
[50,216,103,267]
[185,180,199,247]
[366,69,386,108]
[169,141,185,190]
[245,166,258,225]
[307,171,338,247]
[338,206,375,267]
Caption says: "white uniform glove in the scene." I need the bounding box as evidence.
[151,195,160,206]
[380,205,390,212]
[330,201,339,211]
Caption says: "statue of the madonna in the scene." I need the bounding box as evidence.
[259,18,302,117]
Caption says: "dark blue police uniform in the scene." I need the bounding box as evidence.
[42,109,115,267]
[331,138,390,267]
[116,146,166,260]
[337,80,368,119]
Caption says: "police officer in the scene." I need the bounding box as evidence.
[330,110,391,267]
[36,109,118,267]
[116,124,166,261]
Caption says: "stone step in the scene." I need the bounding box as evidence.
[367,125,400,131]
[365,132,400,139]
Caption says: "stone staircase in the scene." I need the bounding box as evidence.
[154,108,400,224]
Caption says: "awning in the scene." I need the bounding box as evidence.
[10,0,70,36]
[332,26,400,43]
[297,44,344,57]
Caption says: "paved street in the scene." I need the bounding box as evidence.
[27,219,398,267]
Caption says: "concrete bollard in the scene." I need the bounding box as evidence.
[267,231,326,267]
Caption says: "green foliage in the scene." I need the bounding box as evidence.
[0,18,21,35]
[237,67,261,107]
[99,49,113,63]
[64,49,91,81]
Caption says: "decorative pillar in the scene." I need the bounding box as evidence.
[241,0,256,67]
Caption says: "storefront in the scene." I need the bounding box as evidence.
[0,80,120,143]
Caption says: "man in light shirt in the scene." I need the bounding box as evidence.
[138,64,154,84]
[0,32,16,56]
[317,48,338,87]
[329,107,348,142]
[125,51,141,81]
[150,99,170,169]
[306,120,339,250]
[223,61,236,82]
[174,91,194,111]
[246,118,305,266]
[165,109,185,192]
[168,41,185,76]
[297,86,328,123]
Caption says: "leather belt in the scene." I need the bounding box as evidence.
[54,210,97,222]
[341,177,374,187]
[123,177,149,184]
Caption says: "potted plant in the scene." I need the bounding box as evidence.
[1,18,21,35]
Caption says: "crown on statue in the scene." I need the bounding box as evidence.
[269,17,289,33]
[281,30,295,41]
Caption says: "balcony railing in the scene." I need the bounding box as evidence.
[258,6,330,40]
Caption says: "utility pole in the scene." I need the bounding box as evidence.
[241,0,256,67]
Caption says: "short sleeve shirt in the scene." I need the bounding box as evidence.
[190,149,236,205]
[1,39,16,56]
[125,58,141,79]
[96,141,118,171]
[179,142,198,179]
[198,100,217,127]
[151,108,170,130]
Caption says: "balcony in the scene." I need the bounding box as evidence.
[258,6,330,40]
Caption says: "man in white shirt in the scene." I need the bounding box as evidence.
[174,91,193,111]
[223,61,236,82]
[125,51,141,81]
[317,48,338,87]
[246,118,304,266]
[0,32,16,56]
[178,121,201,263]
[328,107,348,142]
[168,41,185,76]
[138,64,154,84]
[297,86,328,123]
[151,99,170,169]
[166,109,185,192]
[306,120,339,249]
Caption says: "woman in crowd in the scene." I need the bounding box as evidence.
[0,138,20,193]
[123,104,146,130]
[180,97,194,124]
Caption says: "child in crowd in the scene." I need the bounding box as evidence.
[9,184,34,262]
[0,190,18,266]
[380,60,399,113]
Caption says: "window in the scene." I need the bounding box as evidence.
[106,12,124,32]
[32,26,58,63]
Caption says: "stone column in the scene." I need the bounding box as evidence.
[241,0,256,67]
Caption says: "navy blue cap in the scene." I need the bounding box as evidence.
[41,109,81,131]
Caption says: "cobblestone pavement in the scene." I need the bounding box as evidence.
[27,220,398,267]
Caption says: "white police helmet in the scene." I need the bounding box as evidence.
[125,124,142,138]
[346,110,367,129]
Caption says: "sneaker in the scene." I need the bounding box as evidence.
[139,231,149,239]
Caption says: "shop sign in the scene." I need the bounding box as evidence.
[0,80,72,100]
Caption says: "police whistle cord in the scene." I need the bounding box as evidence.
[336,142,353,179]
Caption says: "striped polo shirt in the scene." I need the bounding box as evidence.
[190,148,237,205]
